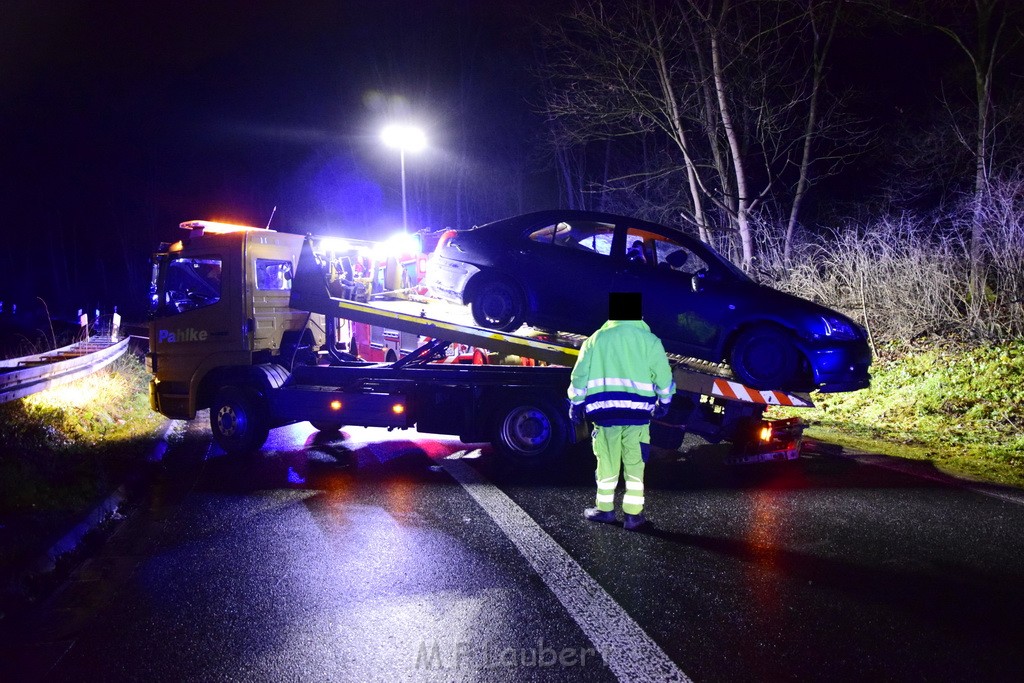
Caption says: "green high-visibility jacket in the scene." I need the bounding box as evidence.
[568,319,676,426]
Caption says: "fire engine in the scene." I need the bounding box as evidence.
[147,220,807,463]
[313,231,488,365]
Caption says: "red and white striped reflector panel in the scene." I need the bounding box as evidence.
[711,379,812,407]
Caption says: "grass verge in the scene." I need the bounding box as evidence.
[773,338,1024,489]
[0,352,166,600]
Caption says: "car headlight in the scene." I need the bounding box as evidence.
[820,315,859,339]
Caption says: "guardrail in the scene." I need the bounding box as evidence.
[0,335,130,404]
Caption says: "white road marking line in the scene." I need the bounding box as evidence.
[441,458,691,683]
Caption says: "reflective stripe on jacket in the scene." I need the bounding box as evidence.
[568,319,676,426]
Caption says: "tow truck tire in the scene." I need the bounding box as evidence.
[492,398,569,463]
[310,420,343,433]
[210,386,270,454]
[471,277,525,332]
[728,324,805,391]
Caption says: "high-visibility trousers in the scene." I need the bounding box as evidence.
[592,423,649,515]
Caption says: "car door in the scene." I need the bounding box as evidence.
[611,224,726,358]
[517,218,618,334]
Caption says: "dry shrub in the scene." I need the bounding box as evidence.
[756,175,1024,342]
[973,176,1024,336]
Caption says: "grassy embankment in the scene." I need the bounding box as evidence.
[0,353,166,584]
[774,339,1024,489]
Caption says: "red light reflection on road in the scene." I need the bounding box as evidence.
[746,489,783,618]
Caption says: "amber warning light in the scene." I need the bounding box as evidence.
[179,220,270,235]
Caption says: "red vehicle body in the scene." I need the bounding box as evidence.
[345,319,488,365]
[339,235,489,365]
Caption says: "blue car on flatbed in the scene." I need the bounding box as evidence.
[425,210,871,393]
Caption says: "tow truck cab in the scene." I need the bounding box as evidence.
[148,221,333,420]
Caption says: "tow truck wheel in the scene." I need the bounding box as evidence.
[492,399,568,463]
[310,420,343,433]
[728,324,805,390]
[210,386,270,454]
[471,278,525,332]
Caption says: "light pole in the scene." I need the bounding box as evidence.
[381,124,426,232]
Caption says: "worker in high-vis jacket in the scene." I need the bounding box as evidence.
[569,292,676,530]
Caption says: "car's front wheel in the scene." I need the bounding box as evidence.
[470,277,525,332]
[728,324,808,391]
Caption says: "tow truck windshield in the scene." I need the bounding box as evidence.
[150,256,223,316]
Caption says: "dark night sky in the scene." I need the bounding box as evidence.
[0,0,974,320]
[1,0,568,318]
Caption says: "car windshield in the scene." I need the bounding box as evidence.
[692,241,753,282]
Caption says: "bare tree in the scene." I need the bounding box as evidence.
[884,0,1023,307]
[708,0,759,267]
[784,0,844,266]
[537,2,725,247]
[536,0,856,271]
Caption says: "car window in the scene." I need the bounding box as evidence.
[624,226,708,274]
[528,221,615,255]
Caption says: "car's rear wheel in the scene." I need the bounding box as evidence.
[470,277,525,332]
[728,325,807,391]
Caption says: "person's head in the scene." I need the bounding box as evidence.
[609,292,642,320]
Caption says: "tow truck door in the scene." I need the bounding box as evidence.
[245,232,308,354]
[149,235,249,401]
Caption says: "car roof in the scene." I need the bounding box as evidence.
[467,210,754,282]
[472,210,682,235]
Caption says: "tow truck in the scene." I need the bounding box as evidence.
[147,220,808,463]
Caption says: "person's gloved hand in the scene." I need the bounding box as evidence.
[570,403,587,425]
[653,402,670,419]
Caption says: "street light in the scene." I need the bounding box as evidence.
[381,124,427,232]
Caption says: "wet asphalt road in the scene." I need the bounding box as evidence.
[4,419,1024,682]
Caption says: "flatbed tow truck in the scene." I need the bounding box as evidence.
[147,221,808,463]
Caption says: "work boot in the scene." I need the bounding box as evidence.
[584,508,616,524]
[623,512,649,531]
